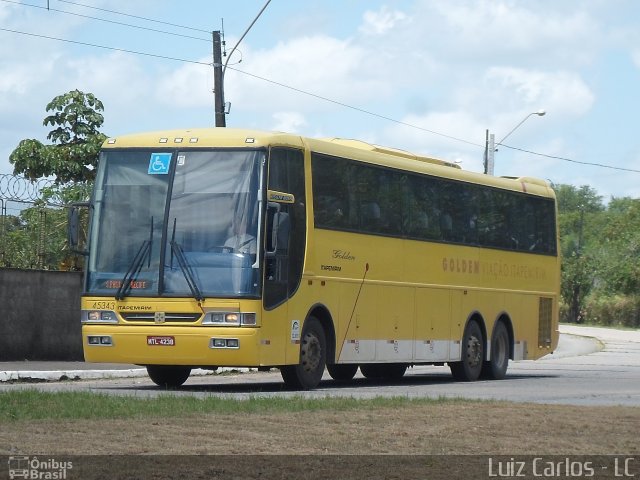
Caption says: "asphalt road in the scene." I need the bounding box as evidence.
[2,325,639,406]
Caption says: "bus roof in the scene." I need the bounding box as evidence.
[102,128,304,149]
[318,138,460,169]
[102,128,554,198]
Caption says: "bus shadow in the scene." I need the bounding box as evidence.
[94,370,557,395]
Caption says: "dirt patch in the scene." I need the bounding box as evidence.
[2,402,638,455]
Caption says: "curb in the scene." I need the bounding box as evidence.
[0,367,247,383]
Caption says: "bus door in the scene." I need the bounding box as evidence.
[261,147,306,365]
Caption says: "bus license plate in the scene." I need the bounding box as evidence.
[147,336,175,346]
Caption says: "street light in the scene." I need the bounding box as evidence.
[496,109,546,149]
[223,0,272,80]
[484,109,546,175]
[213,0,272,127]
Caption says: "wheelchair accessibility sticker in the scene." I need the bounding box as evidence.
[148,153,172,174]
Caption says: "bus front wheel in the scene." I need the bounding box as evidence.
[450,320,484,381]
[281,317,326,390]
[146,365,191,388]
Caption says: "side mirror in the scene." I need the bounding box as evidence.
[265,202,290,258]
[68,201,90,255]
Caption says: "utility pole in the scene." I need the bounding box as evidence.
[485,130,496,175]
[212,31,226,127]
[483,129,488,174]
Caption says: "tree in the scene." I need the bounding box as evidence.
[9,89,107,184]
[595,197,640,295]
[554,184,604,214]
[0,206,68,270]
[554,184,605,323]
[3,90,106,270]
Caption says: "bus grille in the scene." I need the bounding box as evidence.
[538,297,553,348]
[120,312,202,323]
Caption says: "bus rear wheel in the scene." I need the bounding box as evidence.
[146,365,191,388]
[280,317,326,390]
[450,320,484,381]
[482,321,510,380]
[360,363,407,380]
[327,364,358,381]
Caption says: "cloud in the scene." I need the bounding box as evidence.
[376,63,595,175]
[271,112,307,132]
[0,1,16,22]
[1,0,638,201]
[223,35,391,112]
[481,67,595,117]
[420,0,601,66]
[359,6,408,35]
[155,59,212,108]
[380,110,486,172]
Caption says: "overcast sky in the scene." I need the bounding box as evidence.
[1,0,639,201]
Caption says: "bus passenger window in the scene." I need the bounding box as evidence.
[361,202,381,230]
[440,212,453,240]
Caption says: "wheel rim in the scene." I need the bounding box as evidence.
[301,332,321,373]
[466,334,483,368]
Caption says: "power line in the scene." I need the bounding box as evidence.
[56,0,211,34]
[225,66,485,148]
[1,22,637,174]
[0,24,481,149]
[0,27,212,66]
[500,144,640,174]
[0,0,211,43]
[226,66,640,174]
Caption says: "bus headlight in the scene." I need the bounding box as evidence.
[82,310,118,323]
[203,312,256,326]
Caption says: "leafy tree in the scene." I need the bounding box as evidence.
[3,90,106,270]
[595,197,640,295]
[9,89,107,184]
[554,184,604,214]
[0,206,68,270]
[555,184,640,327]
[554,184,605,323]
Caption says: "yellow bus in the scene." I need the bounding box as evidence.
[72,128,559,389]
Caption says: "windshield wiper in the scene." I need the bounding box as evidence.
[170,219,204,301]
[115,217,153,300]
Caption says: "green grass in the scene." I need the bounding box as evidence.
[0,389,477,422]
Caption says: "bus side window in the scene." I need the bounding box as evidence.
[316,195,344,227]
[361,201,381,229]
[440,212,453,240]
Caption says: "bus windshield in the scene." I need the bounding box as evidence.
[86,148,264,298]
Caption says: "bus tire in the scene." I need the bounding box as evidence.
[146,365,191,388]
[280,317,326,390]
[360,363,407,380]
[481,321,510,380]
[450,320,484,381]
[327,364,358,382]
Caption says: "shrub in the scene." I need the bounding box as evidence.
[583,294,640,328]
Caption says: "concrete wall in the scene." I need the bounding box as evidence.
[0,269,83,361]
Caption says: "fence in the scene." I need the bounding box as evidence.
[0,174,71,270]
[0,175,85,360]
